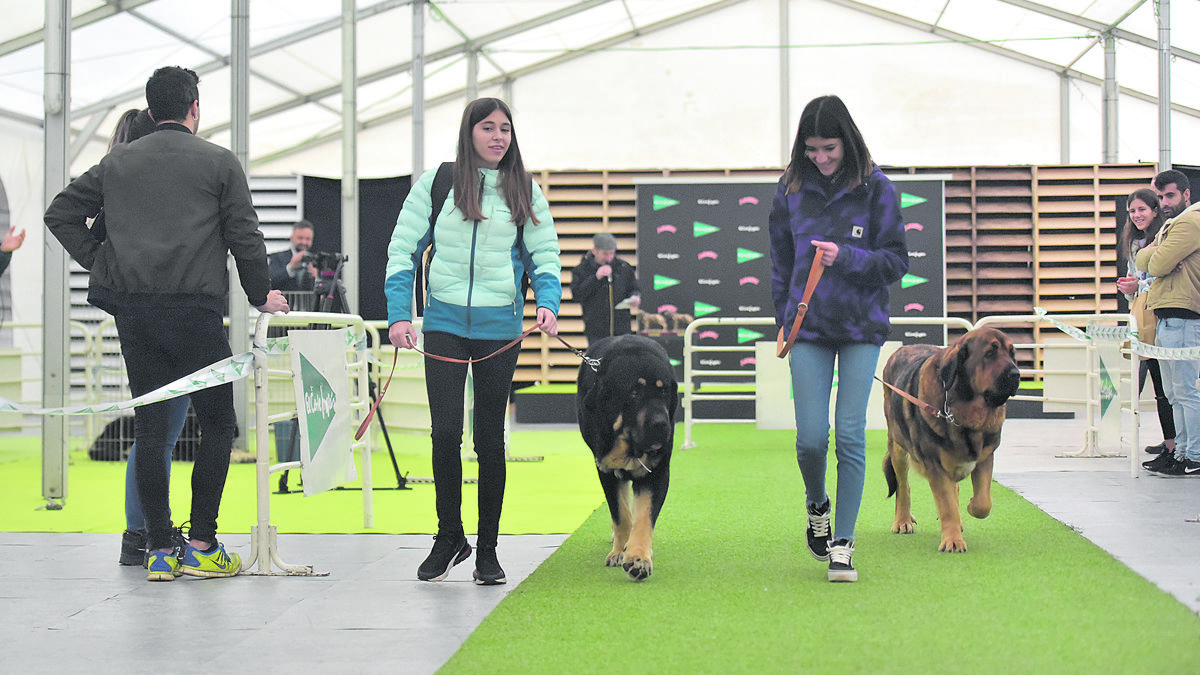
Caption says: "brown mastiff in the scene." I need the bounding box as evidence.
[881,327,1021,552]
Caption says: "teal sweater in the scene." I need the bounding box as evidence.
[385,166,561,339]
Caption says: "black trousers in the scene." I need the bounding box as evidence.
[421,331,519,548]
[1139,357,1177,441]
[114,306,237,550]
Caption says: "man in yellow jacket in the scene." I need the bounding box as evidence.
[1137,169,1200,477]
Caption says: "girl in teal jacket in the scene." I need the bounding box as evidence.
[385,98,561,586]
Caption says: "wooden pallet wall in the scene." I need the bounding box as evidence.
[519,163,1157,384]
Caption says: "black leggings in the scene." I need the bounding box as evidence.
[422,331,519,548]
[1139,358,1176,441]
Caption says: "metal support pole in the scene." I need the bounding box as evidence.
[779,0,790,167]
[41,0,71,508]
[342,0,359,315]
[412,0,425,179]
[1157,0,1171,170]
[1102,31,1118,163]
[230,0,251,448]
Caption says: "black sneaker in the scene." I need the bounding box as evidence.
[1144,442,1170,455]
[472,545,507,586]
[827,538,857,583]
[119,530,146,566]
[805,498,832,561]
[1151,456,1200,477]
[1143,452,1177,473]
[417,533,472,581]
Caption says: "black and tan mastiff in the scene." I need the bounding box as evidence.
[576,335,678,580]
[881,326,1021,552]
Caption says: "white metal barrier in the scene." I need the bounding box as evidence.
[243,311,373,576]
[681,313,1141,477]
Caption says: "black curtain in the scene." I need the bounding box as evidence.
[301,175,411,322]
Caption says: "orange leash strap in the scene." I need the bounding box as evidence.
[776,255,826,358]
[356,347,398,440]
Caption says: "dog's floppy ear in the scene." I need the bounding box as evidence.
[939,338,969,393]
[665,377,680,424]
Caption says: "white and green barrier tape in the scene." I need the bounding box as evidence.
[1035,307,1200,361]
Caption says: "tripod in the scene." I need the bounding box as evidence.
[311,255,349,314]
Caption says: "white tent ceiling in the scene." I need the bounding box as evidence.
[2,0,1198,177]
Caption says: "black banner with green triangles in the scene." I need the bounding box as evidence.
[635,177,945,376]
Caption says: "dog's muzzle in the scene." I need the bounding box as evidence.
[983,366,1021,408]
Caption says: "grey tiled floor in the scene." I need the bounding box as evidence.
[3,417,1197,674]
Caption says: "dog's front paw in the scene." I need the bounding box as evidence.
[623,555,652,581]
[891,516,916,534]
[605,548,625,567]
[938,533,967,553]
[967,497,991,520]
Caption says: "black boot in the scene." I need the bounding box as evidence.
[119,530,146,566]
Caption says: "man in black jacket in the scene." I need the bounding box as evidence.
[45,66,288,581]
[571,232,640,344]
[268,219,317,292]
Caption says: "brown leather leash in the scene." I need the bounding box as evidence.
[776,254,826,358]
[355,325,595,440]
[873,375,958,426]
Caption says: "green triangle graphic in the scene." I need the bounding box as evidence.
[693,221,719,238]
[654,274,680,291]
[901,273,928,289]
[299,354,337,461]
[670,358,682,367]
[737,328,763,343]
[653,194,679,211]
[694,301,720,318]
[737,248,763,264]
[1098,355,1117,417]
[900,193,927,208]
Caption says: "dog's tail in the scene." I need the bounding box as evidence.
[883,450,898,498]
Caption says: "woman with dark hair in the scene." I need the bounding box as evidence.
[769,94,908,582]
[385,98,561,585]
[1116,188,1175,458]
[97,107,195,568]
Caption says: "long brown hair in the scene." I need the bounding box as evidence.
[452,97,538,226]
[1119,188,1164,257]
[782,94,873,194]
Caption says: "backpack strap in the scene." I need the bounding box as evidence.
[416,162,455,316]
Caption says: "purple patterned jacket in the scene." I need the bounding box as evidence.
[768,163,908,346]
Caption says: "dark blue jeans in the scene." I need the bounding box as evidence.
[422,331,519,548]
[114,306,237,550]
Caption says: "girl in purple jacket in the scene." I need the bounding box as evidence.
[768,95,908,583]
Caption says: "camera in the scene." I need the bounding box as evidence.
[301,250,348,273]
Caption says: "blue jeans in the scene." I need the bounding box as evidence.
[124,395,190,534]
[789,341,880,542]
[1156,317,1200,462]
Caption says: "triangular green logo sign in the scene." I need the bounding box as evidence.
[737,248,763,264]
[299,354,337,460]
[900,193,927,208]
[695,301,720,318]
[653,195,679,211]
[901,273,928,289]
[693,221,719,238]
[1098,355,1117,417]
[737,328,763,343]
[654,274,680,291]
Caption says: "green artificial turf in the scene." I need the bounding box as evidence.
[0,427,601,535]
[444,424,1200,675]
